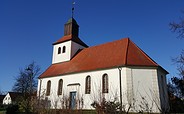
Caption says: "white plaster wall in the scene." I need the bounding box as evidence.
[38,67,127,109]
[52,41,72,64]
[37,67,167,113]
[157,69,169,111]
[130,68,161,113]
[3,93,11,105]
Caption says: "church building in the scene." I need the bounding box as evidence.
[37,17,169,113]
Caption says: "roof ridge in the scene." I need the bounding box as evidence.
[85,38,129,49]
[39,37,164,78]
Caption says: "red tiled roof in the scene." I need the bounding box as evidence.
[53,35,88,47]
[39,38,163,78]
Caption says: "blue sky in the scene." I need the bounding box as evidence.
[0,0,183,92]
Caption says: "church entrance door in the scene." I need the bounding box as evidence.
[69,91,76,109]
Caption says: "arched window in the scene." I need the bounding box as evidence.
[58,47,61,54]
[57,79,63,95]
[102,74,108,93]
[46,80,51,96]
[62,46,66,53]
[85,76,91,94]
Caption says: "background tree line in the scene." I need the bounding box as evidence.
[168,11,184,112]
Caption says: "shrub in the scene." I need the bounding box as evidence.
[6,104,19,114]
[91,98,120,114]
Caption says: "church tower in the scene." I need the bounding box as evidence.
[52,18,88,64]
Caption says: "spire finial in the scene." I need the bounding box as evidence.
[72,1,75,18]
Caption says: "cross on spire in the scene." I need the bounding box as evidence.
[72,1,75,18]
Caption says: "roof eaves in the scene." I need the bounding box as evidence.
[72,39,88,47]
[158,66,169,74]
[39,65,127,79]
[38,65,53,79]
[52,39,71,45]
[52,35,88,47]
[38,64,164,79]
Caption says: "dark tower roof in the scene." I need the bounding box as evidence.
[64,18,79,37]
[66,18,78,24]
[53,18,88,47]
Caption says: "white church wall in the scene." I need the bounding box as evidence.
[38,67,128,110]
[157,69,169,112]
[52,41,72,64]
[130,67,161,113]
[38,67,165,112]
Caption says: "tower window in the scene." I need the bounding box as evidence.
[58,47,61,54]
[46,80,51,96]
[62,46,66,53]
[102,74,108,93]
[57,79,63,95]
[85,76,91,94]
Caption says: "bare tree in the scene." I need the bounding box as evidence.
[169,11,184,98]
[12,61,41,113]
[171,50,184,98]
[170,11,184,39]
[169,12,184,113]
[12,61,41,96]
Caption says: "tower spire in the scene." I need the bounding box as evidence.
[63,1,79,37]
[72,1,75,18]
